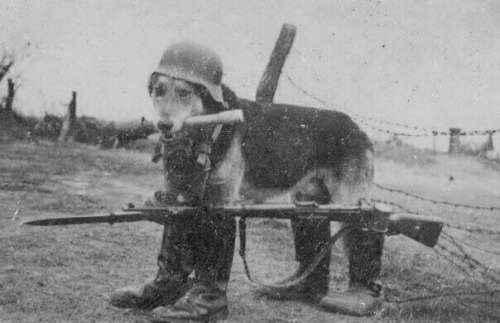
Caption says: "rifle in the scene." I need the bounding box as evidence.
[24,202,444,248]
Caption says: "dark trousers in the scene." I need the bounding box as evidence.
[156,214,236,291]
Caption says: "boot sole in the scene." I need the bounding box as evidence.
[319,296,382,316]
[150,307,229,323]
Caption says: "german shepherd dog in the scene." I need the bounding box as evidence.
[147,72,380,320]
[150,74,374,208]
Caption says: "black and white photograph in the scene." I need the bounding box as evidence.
[1,1,499,322]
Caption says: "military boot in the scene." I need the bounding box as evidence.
[261,217,331,301]
[151,215,236,322]
[110,216,196,310]
[262,178,331,301]
[320,227,384,316]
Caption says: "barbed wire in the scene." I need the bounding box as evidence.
[284,74,342,109]
[460,129,500,136]
[359,117,499,138]
[372,198,412,213]
[446,223,500,236]
[434,243,478,277]
[374,184,500,211]
[357,119,445,137]
[445,233,500,256]
[441,233,496,269]
[384,231,500,303]
[284,73,500,137]
[362,121,500,137]
[371,198,500,303]
[373,198,500,236]
[354,113,435,133]
[373,197,500,256]
[284,70,500,301]
[439,233,500,284]
[386,288,500,304]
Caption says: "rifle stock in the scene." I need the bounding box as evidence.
[387,213,444,247]
[24,203,444,248]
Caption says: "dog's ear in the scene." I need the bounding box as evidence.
[221,84,237,108]
[147,73,160,96]
[196,84,235,114]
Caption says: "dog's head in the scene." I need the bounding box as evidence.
[148,43,236,206]
[148,42,225,136]
[149,73,206,134]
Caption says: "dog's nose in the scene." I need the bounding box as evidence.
[157,120,174,133]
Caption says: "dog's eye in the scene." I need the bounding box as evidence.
[175,88,192,98]
[152,87,167,99]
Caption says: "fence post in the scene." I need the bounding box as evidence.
[5,78,15,112]
[448,128,461,154]
[432,131,437,153]
[256,23,296,104]
[58,91,77,142]
[484,131,494,151]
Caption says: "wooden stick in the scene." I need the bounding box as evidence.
[184,109,244,126]
[256,24,297,104]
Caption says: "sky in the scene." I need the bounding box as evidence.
[1,0,499,149]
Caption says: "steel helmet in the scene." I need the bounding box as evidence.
[155,42,224,103]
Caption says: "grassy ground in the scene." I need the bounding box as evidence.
[0,139,499,322]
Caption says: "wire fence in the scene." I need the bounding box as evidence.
[386,288,500,304]
[372,198,500,236]
[375,183,500,211]
[283,67,500,304]
[284,72,500,139]
[375,196,500,275]
[374,197,500,304]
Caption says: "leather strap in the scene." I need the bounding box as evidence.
[238,217,352,288]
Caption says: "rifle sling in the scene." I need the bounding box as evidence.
[238,216,352,288]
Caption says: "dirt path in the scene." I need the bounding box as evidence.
[1,141,498,322]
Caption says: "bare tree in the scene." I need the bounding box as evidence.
[0,45,15,85]
[0,43,27,112]
[4,78,15,111]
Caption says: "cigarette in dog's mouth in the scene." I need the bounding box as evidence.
[184,109,244,126]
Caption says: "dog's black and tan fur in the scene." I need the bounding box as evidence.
[110,46,382,321]
[150,78,374,208]
[143,67,386,320]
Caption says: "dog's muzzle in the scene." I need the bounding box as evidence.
[157,120,174,134]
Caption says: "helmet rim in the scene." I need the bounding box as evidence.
[155,42,224,103]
